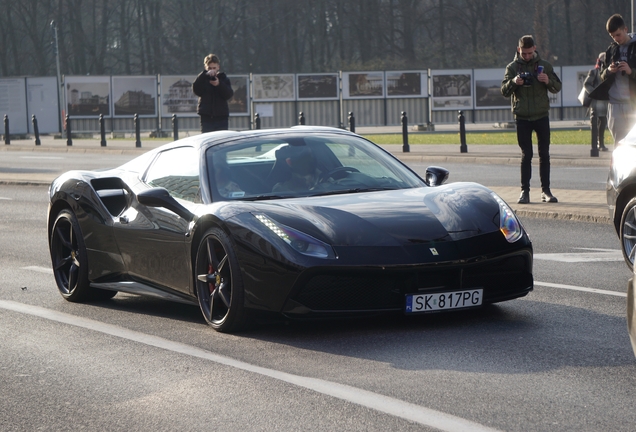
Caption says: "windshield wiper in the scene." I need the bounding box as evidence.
[241,194,289,201]
[308,187,397,197]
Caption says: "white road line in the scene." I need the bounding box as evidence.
[22,265,627,298]
[0,300,501,432]
[19,156,64,160]
[534,249,623,263]
[535,281,627,297]
[21,266,53,274]
[0,197,12,200]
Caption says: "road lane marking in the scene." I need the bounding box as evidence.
[19,156,64,160]
[535,281,627,297]
[22,265,627,298]
[534,248,623,263]
[0,300,501,432]
[0,197,11,200]
[21,266,53,274]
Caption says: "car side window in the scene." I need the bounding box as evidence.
[145,147,200,202]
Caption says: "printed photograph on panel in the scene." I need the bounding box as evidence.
[65,76,110,117]
[348,72,383,97]
[475,79,510,108]
[253,74,295,101]
[227,75,249,114]
[161,76,197,117]
[297,74,339,99]
[577,71,587,94]
[386,72,422,97]
[112,76,157,116]
[432,73,471,109]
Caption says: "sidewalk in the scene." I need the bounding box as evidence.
[0,129,612,224]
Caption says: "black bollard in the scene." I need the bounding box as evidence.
[254,113,261,130]
[134,114,141,148]
[590,113,599,157]
[458,110,467,153]
[172,114,178,141]
[401,111,410,153]
[99,114,107,147]
[348,112,355,134]
[298,111,305,125]
[4,114,9,145]
[32,115,41,146]
[66,115,72,146]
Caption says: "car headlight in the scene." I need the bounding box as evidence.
[253,213,335,258]
[491,193,523,243]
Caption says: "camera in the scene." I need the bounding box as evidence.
[519,72,533,87]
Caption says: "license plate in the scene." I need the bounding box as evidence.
[405,289,483,313]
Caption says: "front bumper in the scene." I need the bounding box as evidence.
[282,248,533,315]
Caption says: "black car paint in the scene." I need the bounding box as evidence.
[48,127,532,321]
[607,143,636,232]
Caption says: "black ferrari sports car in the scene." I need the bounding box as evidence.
[48,126,533,332]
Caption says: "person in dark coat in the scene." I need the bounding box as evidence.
[192,53,234,133]
[584,53,609,151]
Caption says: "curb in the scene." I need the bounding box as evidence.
[511,209,611,225]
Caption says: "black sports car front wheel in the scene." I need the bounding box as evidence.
[195,227,247,332]
[50,210,116,302]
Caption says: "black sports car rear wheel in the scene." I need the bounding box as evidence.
[50,210,116,302]
[195,227,247,332]
[620,197,636,271]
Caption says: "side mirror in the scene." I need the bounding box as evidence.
[424,166,449,186]
[137,187,194,221]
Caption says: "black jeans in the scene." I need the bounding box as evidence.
[591,114,608,149]
[200,116,229,133]
[516,116,551,192]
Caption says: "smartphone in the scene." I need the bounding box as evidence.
[537,65,544,74]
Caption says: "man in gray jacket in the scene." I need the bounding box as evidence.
[600,14,636,145]
[502,35,562,204]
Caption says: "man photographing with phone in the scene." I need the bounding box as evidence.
[193,53,234,133]
[598,14,636,145]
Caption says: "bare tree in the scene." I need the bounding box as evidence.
[0,0,633,78]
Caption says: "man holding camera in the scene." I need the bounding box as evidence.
[192,53,234,133]
[598,14,636,145]
[502,35,562,204]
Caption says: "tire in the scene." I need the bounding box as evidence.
[50,210,116,302]
[620,197,636,271]
[194,227,247,332]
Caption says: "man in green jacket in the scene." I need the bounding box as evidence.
[502,35,562,204]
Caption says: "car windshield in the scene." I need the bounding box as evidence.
[205,133,425,202]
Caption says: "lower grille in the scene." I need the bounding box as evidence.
[291,252,532,312]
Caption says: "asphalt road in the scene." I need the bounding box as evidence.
[409,161,609,191]
[1,182,635,432]
[0,148,611,191]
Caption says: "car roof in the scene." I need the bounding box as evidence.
[120,126,363,174]
[154,126,360,153]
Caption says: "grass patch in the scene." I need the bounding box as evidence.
[363,129,610,145]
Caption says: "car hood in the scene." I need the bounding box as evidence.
[251,183,503,247]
